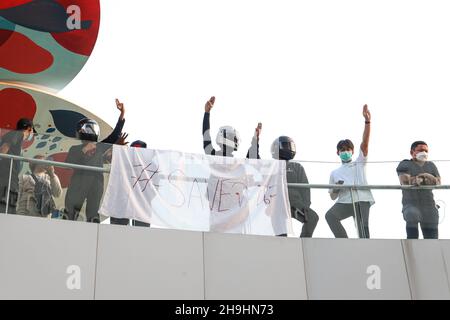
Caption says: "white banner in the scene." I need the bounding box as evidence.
[100,145,292,236]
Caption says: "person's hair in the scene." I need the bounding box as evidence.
[410,141,427,151]
[336,139,354,151]
[29,155,46,173]
[16,118,33,131]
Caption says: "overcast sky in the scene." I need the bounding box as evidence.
[61,0,450,238]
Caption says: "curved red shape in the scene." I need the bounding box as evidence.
[22,134,35,149]
[51,0,100,56]
[0,88,37,131]
[0,29,13,46]
[0,30,54,74]
[0,0,33,10]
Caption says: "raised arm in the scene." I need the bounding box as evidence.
[46,166,62,198]
[246,122,261,159]
[102,99,126,144]
[360,104,371,157]
[203,96,216,155]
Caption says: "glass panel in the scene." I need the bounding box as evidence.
[2,128,449,239]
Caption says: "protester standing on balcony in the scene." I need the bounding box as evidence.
[202,96,260,158]
[0,118,35,214]
[64,99,126,223]
[396,141,441,239]
[270,136,319,237]
[203,96,264,233]
[325,105,374,238]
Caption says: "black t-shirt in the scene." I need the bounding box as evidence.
[0,130,24,190]
[396,159,440,206]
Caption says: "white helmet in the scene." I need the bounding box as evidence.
[216,126,240,151]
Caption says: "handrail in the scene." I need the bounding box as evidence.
[0,153,108,173]
[287,183,450,190]
[1,153,448,190]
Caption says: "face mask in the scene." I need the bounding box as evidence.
[416,151,428,162]
[339,151,352,162]
[25,132,34,142]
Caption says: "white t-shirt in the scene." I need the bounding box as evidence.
[329,149,375,204]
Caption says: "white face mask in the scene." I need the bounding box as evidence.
[416,151,428,161]
[24,131,33,142]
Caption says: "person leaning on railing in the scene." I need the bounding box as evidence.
[270,136,319,237]
[396,141,441,239]
[0,118,35,214]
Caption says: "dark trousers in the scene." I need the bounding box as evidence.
[0,186,18,214]
[326,202,371,238]
[403,204,439,239]
[299,208,319,238]
[406,222,438,239]
[276,208,319,238]
[64,182,103,223]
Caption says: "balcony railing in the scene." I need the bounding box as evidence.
[1,129,448,239]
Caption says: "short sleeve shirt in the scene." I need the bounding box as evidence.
[396,159,440,206]
[329,149,375,204]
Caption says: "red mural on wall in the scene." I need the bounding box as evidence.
[0,0,101,90]
[0,30,54,74]
[0,88,37,130]
[51,0,101,56]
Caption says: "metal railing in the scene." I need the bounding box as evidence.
[3,153,449,190]
[1,152,448,239]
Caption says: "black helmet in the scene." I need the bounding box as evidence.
[271,136,296,160]
[76,118,100,142]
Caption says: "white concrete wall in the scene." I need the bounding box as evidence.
[95,225,204,300]
[0,215,97,300]
[1,214,450,300]
[402,240,450,299]
[203,233,307,300]
[303,238,411,300]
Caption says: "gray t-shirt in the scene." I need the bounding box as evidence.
[396,159,440,206]
[0,130,24,191]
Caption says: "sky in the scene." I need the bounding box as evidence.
[61,0,450,239]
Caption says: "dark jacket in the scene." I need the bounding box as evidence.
[286,161,311,219]
[65,118,125,185]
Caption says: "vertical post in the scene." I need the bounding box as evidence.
[350,186,366,238]
[5,158,13,214]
